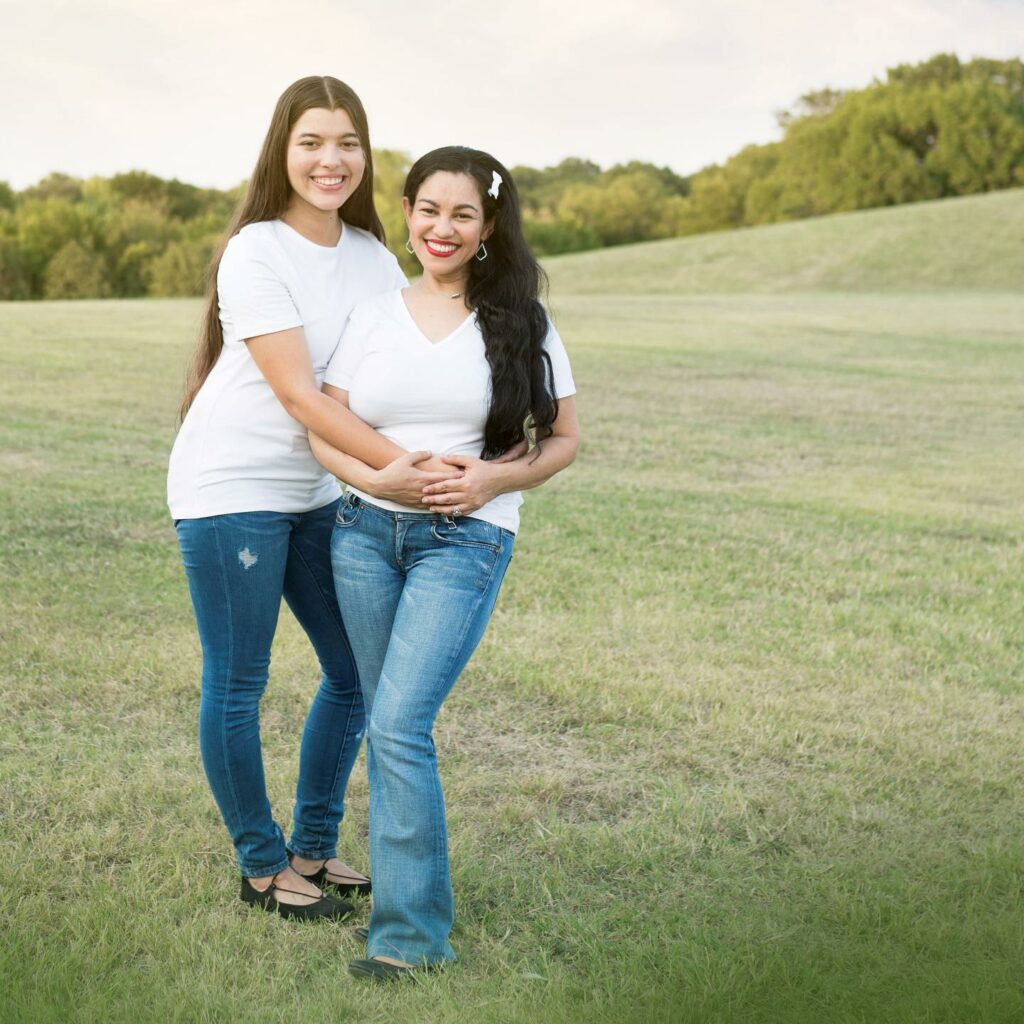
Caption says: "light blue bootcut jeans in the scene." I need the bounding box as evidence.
[175,499,365,878]
[330,495,514,965]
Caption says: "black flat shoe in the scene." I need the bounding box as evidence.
[288,853,372,897]
[239,874,354,921]
[348,957,418,982]
[354,926,368,941]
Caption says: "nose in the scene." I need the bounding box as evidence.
[320,145,344,168]
[433,215,455,238]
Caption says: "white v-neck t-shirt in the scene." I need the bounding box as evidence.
[322,288,575,534]
[167,219,406,519]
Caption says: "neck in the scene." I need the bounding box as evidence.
[417,268,470,298]
[281,200,343,247]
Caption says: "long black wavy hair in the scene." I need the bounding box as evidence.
[403,146,558,459]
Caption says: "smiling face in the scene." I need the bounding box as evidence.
[403,171,493,281]
[285,107,366,217]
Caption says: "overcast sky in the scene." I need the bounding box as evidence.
[3,0,1022,190]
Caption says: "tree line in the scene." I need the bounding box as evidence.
[677,54,1024,233]
[0,155,690,300]
[1,53,1020,300]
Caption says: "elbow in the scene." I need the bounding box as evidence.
[562,432,581,467]
[537,433,578,472]
[282,392,310,423]
[307,433,328,471]
[565,442,580,469]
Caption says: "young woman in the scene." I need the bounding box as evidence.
[309,147,580,977]
[168,77,463,918]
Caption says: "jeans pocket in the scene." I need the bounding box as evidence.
[430,518,502,554]
[335,498,363,530]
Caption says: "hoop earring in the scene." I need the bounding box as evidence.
[475,242,488,262]
[405,238,414,255]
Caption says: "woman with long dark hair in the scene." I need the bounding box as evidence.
[168,77,462,917]
[309,146,580,977]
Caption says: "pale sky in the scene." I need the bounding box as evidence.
[3,0,1022,190]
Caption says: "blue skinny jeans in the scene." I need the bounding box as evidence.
[330,495,514,965]
[175,498,365,878]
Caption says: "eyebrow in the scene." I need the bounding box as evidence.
[297,132,361,141]
[417,197,480,212]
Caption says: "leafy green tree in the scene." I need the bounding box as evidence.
[0,211,31,299]
[515,158,684,252]
[604,161,690,196]
[371,148,414,272]
[181,209,234,245]
[66,178,179,296]
[106,171,235,223]
[776,88,847,129]
[676,144,780,232]
[524,217,600,255]
[510,164,546,214]
[14,197,88,295]
[44,241,111,299]
[0,182,15,212]
[558,169,681,246]
[887,52,965,88]
[688,54,1024,233]
[514,158,602,215]
[104,199,179,296]
[20,172,83,204]
[146,237,215,297]
[926,78,1024,193]
[114,241,162,297]
[0,239,31,299]
[108,170,171,208]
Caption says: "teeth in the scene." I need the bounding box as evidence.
[428,242,457,252]
[313,177,344,185]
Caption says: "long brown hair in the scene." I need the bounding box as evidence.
[179,75,385,421]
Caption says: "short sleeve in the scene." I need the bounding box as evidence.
[543,322,576,398]
[386,249,409,291]
[323,310,366,391]
[217,233,303,342]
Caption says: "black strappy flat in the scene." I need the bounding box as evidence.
[239,873,354,921]
[348,952,447,982]
[348,957,419,982]
[288,853,372,897]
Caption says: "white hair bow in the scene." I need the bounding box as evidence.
[488,171,503,200]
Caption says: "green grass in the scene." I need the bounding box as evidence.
[545,188,1024,294]
[2,198,1023,1022]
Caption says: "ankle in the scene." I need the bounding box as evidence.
[245,871,278,893]
[289,853,325,874]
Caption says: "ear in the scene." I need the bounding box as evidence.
[482,218,495,242]
[402,195,413,228]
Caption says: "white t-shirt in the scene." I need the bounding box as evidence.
[167,219,406,519]
[323,288,575,534]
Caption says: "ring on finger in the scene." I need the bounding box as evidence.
[453,506,461,516]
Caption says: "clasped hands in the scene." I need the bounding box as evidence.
[370,441,527,515]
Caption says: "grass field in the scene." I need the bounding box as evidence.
[1,192,1023,1023]
[544,188,1024,295]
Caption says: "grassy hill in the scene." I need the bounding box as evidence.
[543,188,1024,295]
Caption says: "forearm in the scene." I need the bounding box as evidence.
[288,390,403,470]
[490,435,579,493]
[311,432,466,505]
[308,433,378,491]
